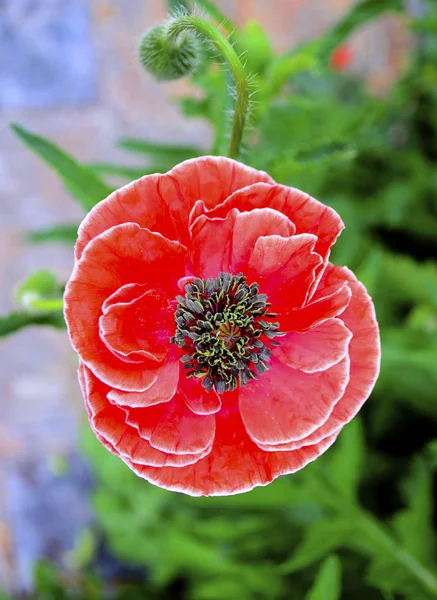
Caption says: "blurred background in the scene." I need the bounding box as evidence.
[1,1,437,599]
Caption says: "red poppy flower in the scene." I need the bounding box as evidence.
[330,45,353,71]
[64,156,380,496]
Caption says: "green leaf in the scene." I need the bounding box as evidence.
[260,52,319,111]
[378,328,437,420]
[26,224,79,245]
[354,510,437,598]
[272,143,357,181]
[65,529,96,570]
[317,0,404,59]
[15,270,64,313]
[392,457,436,566]
[327,418,365,502]
[366,555,436,600]
[10,123,113,212]
[117,138,203,166]
[237,20,273,75]
[186,476,315,510]
[191,577,250,600]
[0,311,65,338]
[280,519,352,574]
[383,254,437,311]
[407,305,437,332]
[409,16,437,33]
[425,440,437,470]
[304,556,342,600]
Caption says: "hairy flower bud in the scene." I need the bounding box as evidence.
[139,24,201,81]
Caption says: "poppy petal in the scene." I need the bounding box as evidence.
[99,288,174,363]
[239,355,350,445]
[148,395,216,454]
[205,182,343,269]
[107,348,179,408]
[161,155,274,217]
[280,281,352,332]
[101,282,149,310]
[247,234,323,309]
[179,373,222,415]
[81,364,208,467]
[256,426,343,452]
[270,265,380,450]
[116,408,339,496]
[69,157,380,497]
[274,318,352,373]
[230,208,296,269]
[75,157,274,258]
[190,207,296,278]
[190,209,239,278]
[123,397,215,456]
[94,408,208,467]
[75,174,186,260]
[65,223,186,391]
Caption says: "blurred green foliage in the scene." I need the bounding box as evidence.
[3,0,437,598]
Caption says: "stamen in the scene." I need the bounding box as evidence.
[171,273,284,393]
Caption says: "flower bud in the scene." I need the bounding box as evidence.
[139,24,201,81]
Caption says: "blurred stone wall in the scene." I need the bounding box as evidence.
[0,0,408,592]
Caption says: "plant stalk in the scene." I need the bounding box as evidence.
[168,16,250,159]
[314,476,437,596]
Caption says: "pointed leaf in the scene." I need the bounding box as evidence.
[26,224,79,245]
[265,52,319,98]
[237,20,273,75]
[378,328,437,420]
[392,457,435,565]
[383,254,437,311]
[318,0,404,59]
[10,123,112,211]
[304,556,342,600]
[327,418,365,501]
[117,138,203,166]
[281,519,352,574]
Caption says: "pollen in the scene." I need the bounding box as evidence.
[171,272,285,394]
[216,321,241,348]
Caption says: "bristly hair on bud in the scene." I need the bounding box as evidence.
[139,10,254,160]
[139,21,201,81]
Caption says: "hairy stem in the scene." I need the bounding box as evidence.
[186,0,238,42]
[168,16,250,159]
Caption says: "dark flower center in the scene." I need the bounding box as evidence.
[171,273,284,394]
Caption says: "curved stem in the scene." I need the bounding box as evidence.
[168,16,250,159]
[187,0,238,42]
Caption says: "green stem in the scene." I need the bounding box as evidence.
[187,0,238,42]
[168,16,250,159]
[312,476,437,596]
[355,510,437,596]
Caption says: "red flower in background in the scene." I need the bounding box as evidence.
[64,156,380,496]
[330,45,354,71]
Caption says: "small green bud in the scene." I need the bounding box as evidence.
[139,24,201,81]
